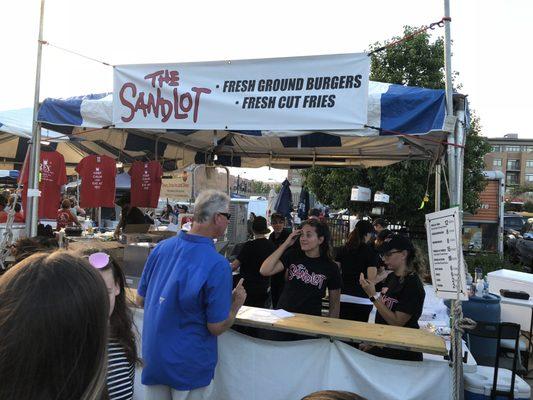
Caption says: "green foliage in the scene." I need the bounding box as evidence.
[462,114,491,214]
[465,252,524,276]
[369,26,446,89]
[302,26,490,226]
[510,185,533,197]
[248,180,280,195]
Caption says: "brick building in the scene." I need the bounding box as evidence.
[484,134,533,193]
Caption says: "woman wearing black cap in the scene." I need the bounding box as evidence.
[359,234,426,361]
[335,220,379,322]
[231,216,275,308]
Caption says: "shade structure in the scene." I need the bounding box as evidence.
[29,81,453,169]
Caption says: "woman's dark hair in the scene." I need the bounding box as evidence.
[79,248,140,366]
[301,219,333,261]
[346,220,374,250]
[61,198,71,209]
[0,251,109,400]
[12,236,59,264]
[301,390,367,400]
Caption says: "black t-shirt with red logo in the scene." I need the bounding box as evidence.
[277,249,341,316]
[375,272,425,329]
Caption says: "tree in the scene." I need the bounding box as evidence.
[303,26,490,225]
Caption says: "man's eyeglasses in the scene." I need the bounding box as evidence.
[380,250,403,259]
[218,212,231,220]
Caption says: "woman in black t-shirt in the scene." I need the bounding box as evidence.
[261,219,341,318]
[359,234,426,361]
[336,220,378,322]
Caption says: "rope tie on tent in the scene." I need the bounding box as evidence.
[368,17,451,55]
[39,40,113,67]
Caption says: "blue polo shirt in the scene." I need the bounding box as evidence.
[137,231,232,390]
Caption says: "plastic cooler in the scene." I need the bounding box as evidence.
[488,269,533,331]
[464,366,530,400]
[460,293,501,366]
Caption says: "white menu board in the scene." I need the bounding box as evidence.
[425,207,468,300]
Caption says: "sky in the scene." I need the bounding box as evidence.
[1,0,532,182]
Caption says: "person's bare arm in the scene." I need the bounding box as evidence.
[231,259,241,272]
[260,229,301,276]
[367,266,377,282]
[359,273,412,327]
[136,294,144,308]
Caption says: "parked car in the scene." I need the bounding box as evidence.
[504,213,527,253]
[512,219,533,267]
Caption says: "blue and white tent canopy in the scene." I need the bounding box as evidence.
[11,81,456,169]
[0,108,88,172]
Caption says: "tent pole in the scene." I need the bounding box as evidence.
[27,0,46,237]
[444,1,464,400]
[434,163,441,212]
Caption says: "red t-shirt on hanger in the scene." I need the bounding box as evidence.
[129,161,163,208]
[75,155,116,208]
[20,150,67,220]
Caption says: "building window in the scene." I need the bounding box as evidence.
[507,159,520,170]
[527,175,533,182]
[526,146,533,152]
[493,159,502,167]
[491,146,501,152]
[527,160,533,168]
[506,173,520,185]
[507,146,521,152]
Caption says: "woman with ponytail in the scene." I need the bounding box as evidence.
[335,220,379,322]
[261,219,341,318]
[359,234,426,361]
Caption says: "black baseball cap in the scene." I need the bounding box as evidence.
[377,234,414,254]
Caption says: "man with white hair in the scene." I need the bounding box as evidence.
[137,190,247,400]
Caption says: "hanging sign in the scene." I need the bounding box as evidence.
[425,207,468,300]
[160,170,192,201]
[113,53,370,130]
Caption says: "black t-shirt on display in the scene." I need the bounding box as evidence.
[335,243,379,298]
[277,249,342,316]
[375,272,425,329]
[236,238,276,295]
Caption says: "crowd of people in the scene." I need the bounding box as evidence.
[0,189,427,399]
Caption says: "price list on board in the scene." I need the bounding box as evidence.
[425,207,468,300]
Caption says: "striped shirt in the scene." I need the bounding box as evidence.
[107,339,135,400]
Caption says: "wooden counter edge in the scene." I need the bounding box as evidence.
[126,289,447,356]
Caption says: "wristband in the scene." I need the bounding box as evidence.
[369,296,377,303]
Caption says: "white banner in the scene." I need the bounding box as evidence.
[113,53,370,130]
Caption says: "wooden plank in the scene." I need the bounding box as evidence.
[235,306,447,356]
[126,288,446,356]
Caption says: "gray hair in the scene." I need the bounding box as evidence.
[193,190,230,223]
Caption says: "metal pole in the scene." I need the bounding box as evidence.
[444,1,464,399]
[435,164,441,212]
[27,0,46,237]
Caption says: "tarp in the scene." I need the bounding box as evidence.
[131,309,452,400]
[33,80,449,169]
